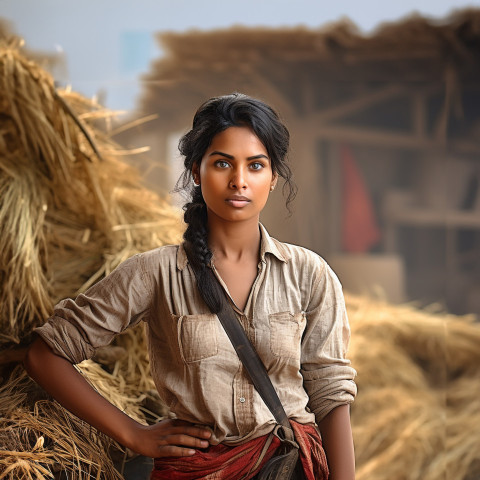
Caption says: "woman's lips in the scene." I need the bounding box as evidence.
[225,197,251,208]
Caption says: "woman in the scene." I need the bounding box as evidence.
[25,93,357,479]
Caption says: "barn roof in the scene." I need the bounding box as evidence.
[139,8,480,131]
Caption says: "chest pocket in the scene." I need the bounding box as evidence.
[269,311,306,360]
[176,313,219,363]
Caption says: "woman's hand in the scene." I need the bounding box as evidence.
[126,419,212,458]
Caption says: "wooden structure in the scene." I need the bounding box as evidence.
[133,8,480,313]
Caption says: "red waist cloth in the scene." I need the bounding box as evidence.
[150,421,328,480]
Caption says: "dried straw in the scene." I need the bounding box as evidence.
[0,367,122,480]
[0,38,182,347]
[347,294,480,480]
[0,40,181,479]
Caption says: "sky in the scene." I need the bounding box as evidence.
[1,0,479,111]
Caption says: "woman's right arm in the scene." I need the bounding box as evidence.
[24,337,211,458]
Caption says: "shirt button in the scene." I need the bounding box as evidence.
[239,397,246,403]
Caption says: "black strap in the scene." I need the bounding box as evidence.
[207,268,292,433]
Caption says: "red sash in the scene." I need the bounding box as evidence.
[150,421,328,480]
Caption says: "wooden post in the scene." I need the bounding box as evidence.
[287,119,326,253]
[413,92,427,139]
[325,141,342,255]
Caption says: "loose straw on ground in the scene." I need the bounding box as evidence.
[347,294,480,480]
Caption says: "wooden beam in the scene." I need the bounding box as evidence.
[305,84,405,124]
[433,64,463,142]
[325,142,342,254]
[412,92,427,138]
[313,123,480,154]
[385,207,480,229]
[300,70,315,115]
[243,67,295,117]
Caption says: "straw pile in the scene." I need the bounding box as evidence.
[0,328,168,479]
[0,39,182,478]
[0,366,124,479]
[347,294,480,480]
[0,38,182,347]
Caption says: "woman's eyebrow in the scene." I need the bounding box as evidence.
[209,151,233,159]
[209,151,269,161]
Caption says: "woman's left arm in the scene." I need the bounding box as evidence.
[318,404,355,480]
[299,254,357,479]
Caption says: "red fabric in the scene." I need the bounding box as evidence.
[291,421,329,480]
[341,144,381,253]
[150,421,328,480]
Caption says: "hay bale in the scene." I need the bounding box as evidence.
[0,38,182,347]
[0,40,182,479]
[347,294,480,480]
[0,366,123,479]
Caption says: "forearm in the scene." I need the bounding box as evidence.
[24,337,141,449]
[318,404,355,480]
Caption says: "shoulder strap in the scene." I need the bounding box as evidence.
[207,268,293,433]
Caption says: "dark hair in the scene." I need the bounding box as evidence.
[176,93,297,313]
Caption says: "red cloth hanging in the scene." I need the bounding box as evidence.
[341,145,381,252]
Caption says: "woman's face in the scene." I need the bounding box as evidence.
[193,126,277,224]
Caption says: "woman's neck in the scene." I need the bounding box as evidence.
[207,215,261,263]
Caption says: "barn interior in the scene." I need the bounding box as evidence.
[120,10,480,316]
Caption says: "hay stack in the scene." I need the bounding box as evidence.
[347,295,480,480]
[0,38,182,347]
[0,39,182,479]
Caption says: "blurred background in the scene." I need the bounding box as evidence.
[2,0,480,317]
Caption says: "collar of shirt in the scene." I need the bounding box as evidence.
[176,223,291,271]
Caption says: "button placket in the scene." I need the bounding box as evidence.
[233,374,255,436]
[232,258,265,436]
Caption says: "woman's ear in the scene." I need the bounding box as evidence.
[192,164,200,186]
[270,173,278,191]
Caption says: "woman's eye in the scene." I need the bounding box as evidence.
[215,160,230,168]
[250,162,264,170]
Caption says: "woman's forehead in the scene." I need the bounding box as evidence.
[207,126,267,153]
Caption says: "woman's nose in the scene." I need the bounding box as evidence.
[229,168,247,189]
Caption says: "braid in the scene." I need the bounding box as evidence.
[183,187,222,313]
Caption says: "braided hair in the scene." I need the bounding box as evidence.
[176,93,296,313]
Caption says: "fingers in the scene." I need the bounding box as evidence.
[160,433,210,449]
[155,419,212,440]
[170,425,212,440]
[153,432,210,458]
[156,445,197,457]
[142,420,212,458]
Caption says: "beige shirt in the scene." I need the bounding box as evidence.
[36,224,357,445]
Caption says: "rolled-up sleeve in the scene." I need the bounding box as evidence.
[300,258,357,423]
[35,253,153,364]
